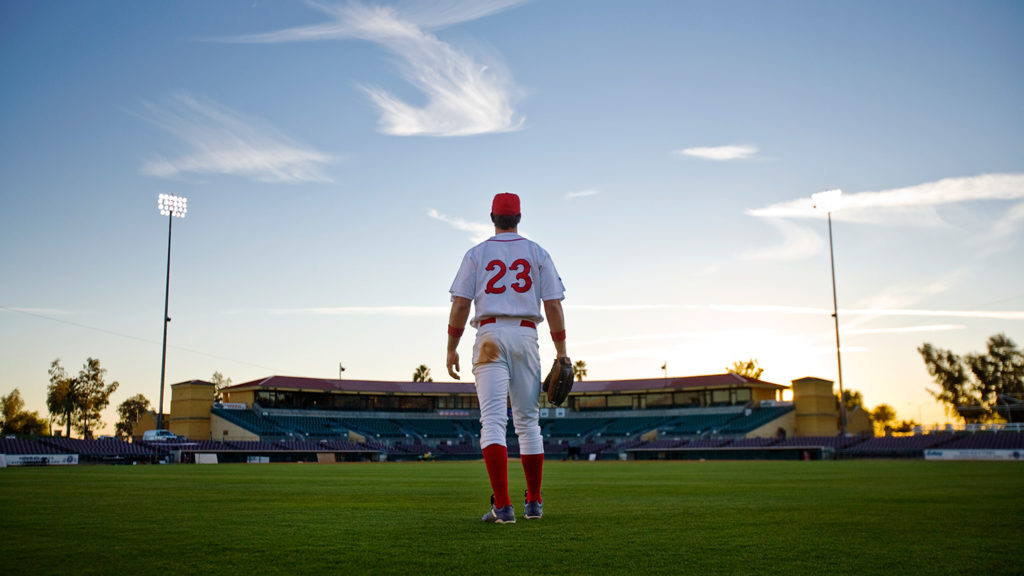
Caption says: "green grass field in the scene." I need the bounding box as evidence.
[1,460,1022,575]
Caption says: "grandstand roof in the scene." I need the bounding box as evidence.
[573,373,787,394]
[221,372,786,396]
[222,376,477,395]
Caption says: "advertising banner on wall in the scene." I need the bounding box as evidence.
[2,454,79,466]
[925,449,1023,461]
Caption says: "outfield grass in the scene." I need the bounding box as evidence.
[1,460,1021,575]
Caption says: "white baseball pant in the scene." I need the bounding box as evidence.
[472,318,543,455]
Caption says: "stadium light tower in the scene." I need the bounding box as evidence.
[157,193,187,430]
[812,189,848,436]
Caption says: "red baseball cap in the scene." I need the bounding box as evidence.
[491,192,521,216]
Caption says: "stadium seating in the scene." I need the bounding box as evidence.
[716,406,795,434]
[598,416,669,437]
[211,408,287,436]
[44,437,152,457]
[941,431,1024,450]
[399,418,465,439]
[0,438,63,455]
[844,433,955,457]
[542,418,609,439]
[269,415,348,438]
[658,413,739,436]
[775,436,867,449]
[342,418,408,438]
[683,437,732,448]
[728,437,781,448]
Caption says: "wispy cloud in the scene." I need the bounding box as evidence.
[744,173,1024,261]
[140,94,333,183]
[427,208,492,243]
[219,1,526,137]
[269,306,447,316]
[676,144,758,161]
[749,173,1024,224]
[566,189,600,200]
[569,302,1024,320]
[2,306,74,316]
[839,280,953,333]
[988,201,1024,241]
[843,324,965,336]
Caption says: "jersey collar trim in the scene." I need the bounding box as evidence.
[487,233,524,243]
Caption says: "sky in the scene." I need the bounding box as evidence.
[1,0,1022,434]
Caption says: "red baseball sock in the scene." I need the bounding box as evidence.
[521,453,544,503]
[482,444,510,509]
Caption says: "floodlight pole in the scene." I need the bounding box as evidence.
[826,210,848,436]
[157,194,187,430]
[158,214,173,430]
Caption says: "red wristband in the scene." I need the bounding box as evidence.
[448,325,465,338]
[550,330,566,342]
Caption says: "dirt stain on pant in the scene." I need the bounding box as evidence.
[478,339,500,364]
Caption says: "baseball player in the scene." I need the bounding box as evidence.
[446,192,568,524]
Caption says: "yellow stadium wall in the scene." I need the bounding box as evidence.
[210,413,260,443]
[133,411,159,442]
[169,381,215,441]
[751,388,782,404]
[846,406,874,437]
[792,377,838,437]
[223,389,255,407]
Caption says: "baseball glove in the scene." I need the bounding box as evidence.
[543,357,575,406]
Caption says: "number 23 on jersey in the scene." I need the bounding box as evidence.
[485,259,532,294]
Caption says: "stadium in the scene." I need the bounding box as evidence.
[4,371,1021,466]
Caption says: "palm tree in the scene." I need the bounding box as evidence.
[412,365,433,382]
[573,360,587,381]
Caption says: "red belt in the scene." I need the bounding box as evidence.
[480,317,536,329]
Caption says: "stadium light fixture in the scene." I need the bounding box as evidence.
[157,194,188,430]
[812,189,848,437]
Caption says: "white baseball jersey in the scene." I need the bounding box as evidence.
[450,233,565,328]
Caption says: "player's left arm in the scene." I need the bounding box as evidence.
[543,298,567,358]
[446,296,472,379]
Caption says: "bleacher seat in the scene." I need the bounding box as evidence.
[941,431,1024,450]
[717,406,795,434]
[342,418,407,438]
[599,416,669,437]
[0,438,62,455]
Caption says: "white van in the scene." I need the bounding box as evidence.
[143,429,179,442]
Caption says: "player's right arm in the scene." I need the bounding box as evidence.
[446,296,472,379]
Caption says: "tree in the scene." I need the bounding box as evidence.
[1,388,48,436]
[839,389,865,412]
[965,333,1024,398]
[2,388,26,430]
[573,360,587,381]
[115,394,151,439]
[45,358,119,438]
[727,359,764,380]
[47,359,81,437]
[871,404,896,435]
[919,334,1024,423]
[211,372,232,402]
[75,358,119,438]
[891,419,918,434]
[412,365,433,383]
